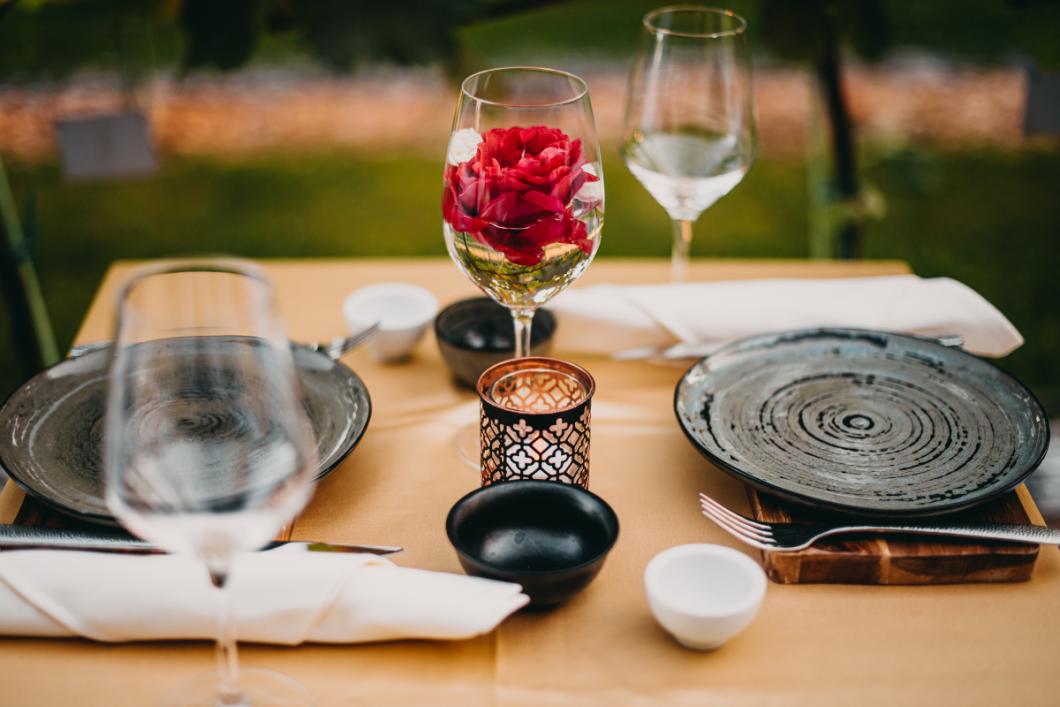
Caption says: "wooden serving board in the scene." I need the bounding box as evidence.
[748,489,1039,585]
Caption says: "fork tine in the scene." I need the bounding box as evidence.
[698,498,772,539]
[699,502,775,542]
[699,506,777,550]
[699,501,775,544]
[697,493,771,531]
[327,336,349,358]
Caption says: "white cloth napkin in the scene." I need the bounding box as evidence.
[550,275,1023,358]
[0,550,528,644]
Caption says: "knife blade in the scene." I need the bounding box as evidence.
[0,525,402,556]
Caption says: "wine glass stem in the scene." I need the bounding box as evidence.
[210,569,244,705]
[512,308,535,359]
[671,219,694,281]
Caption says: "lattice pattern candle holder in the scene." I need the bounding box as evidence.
[478,357,595,488]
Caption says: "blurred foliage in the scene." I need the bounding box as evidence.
[459,0,1060,67]
[896,0,1060,68]
[179,0,488,74]
[271,0,479,73]
[179,0,260,72]
[1,0,1060,81]
[0,0,553,79]
[759,0,892,63]
[0,0,180,81]
[758,0,1060,67]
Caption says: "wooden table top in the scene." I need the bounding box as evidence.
[1,258,1058,707]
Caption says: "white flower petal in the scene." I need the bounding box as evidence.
[447,128,483,166]
[577,163,604,201]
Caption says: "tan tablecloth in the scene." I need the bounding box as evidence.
[1,258,1057,707]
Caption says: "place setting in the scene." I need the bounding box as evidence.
[0,60,612,707]
[0,4,1058,707]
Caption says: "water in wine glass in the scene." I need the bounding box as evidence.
[444,219,602,310]
[622,130,747,222]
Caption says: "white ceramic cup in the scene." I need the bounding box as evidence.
[342,283,438,362]
[644,543,766,650]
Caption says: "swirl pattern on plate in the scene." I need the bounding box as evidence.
[675,329,1048,515]
[0,338,371,524]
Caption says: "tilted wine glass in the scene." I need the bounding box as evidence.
[442,66,605,357]
[621,6,756,281]
[104,261,318,707]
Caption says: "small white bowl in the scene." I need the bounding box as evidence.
[342,283,438,362]
[644,543,766,651]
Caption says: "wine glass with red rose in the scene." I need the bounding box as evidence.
[442,67,604,359]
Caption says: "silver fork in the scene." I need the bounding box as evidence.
[302,322,380,359]
[698,492,1060,551]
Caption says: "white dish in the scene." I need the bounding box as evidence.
[644,543,766,650]
[343,283,438,362]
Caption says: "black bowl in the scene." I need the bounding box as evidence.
[434,297,556,388]
[445,480,619,607]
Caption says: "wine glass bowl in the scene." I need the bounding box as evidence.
[105,336,314,565]
[621,6,756,280]
[442,66,604,357]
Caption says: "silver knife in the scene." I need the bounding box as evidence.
[0,525,402,556]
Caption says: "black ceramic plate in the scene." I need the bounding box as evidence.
[0,341,371,525]
[674,328,1049,517]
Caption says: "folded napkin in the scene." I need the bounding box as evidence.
[550,275,1023,358]
[0,550,528,644]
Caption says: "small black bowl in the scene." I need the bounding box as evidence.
[434,297,556,388]
[446,480,619,607]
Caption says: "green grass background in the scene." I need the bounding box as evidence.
[3,145,1058,410]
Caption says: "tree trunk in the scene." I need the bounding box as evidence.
[816,17,862,260]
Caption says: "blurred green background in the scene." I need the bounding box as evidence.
[1,0,1058,410]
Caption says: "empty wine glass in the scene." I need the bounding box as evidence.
[104,261,318,707]
[442,66,605,357]
[621,6,756,280]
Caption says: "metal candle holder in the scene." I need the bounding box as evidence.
[477,357,595,488]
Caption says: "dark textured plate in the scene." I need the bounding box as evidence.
[0,341,371,525]
[675,328,1049,517]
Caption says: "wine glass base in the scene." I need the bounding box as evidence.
[163,668,313,707]
[454,420,480,472]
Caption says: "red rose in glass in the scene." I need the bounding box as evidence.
[443,125,599,266]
